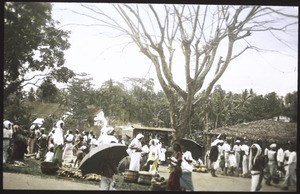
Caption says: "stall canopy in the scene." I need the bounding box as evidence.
[32,118,44,127]
[132,126,176,146]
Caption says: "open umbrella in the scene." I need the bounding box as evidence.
[117,156,131,173]
[78,143,128,176]
[180,138,203,160]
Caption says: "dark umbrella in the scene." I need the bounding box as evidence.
[78,143,128,176]
[117,156,131,173]
[180,138,203,160]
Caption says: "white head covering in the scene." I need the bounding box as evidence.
[249,143,262,170]
[270,143,276,149]
[53,120,64,145]
[236,140,241,143]
[136,133,144,140]
[48,144,54,149]
[211,139,221,146]
[100,126,109,135]
[41,134,47,139]
[3,120,12,129]
[80,145,87,150]
[56,120,64,129]
[106,127,114,135]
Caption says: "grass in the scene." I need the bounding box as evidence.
[25,101,66,118]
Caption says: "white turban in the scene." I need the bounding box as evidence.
[270,143,276,149]
[3,120,12,129]
[136,133,144,140]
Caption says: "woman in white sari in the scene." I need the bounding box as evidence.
[128,133,144,171]
[53,120,64,167]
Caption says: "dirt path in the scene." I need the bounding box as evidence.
[3,166,294,191]
[3,172,99,190]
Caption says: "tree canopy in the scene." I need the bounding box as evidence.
[4,2,73,101]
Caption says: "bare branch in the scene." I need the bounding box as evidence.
[230,46,250,61]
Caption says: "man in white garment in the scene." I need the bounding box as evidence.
[281,142,296,191]
[101,127,118,144]
[233,140,242,176]
[241,139,250,177]
[3,120,13,164]
[180,146,196,191]
[222,138,231,176]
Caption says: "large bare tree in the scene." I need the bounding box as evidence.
[71,4,297,139]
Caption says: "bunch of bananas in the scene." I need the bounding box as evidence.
[83,173,101,181]
[149,176,167,191]
[57,168,83,179]
[57,168,101,181]
[193,166,208,173]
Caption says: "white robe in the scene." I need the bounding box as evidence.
[128,138,142,171]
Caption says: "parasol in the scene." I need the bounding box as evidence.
[180,138,203,160]
[78,143,128,176]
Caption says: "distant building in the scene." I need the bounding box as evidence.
[272,115,291,122]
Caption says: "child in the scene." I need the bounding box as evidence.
[36,134,48,160]
[74,146,87,168]
[44,146,54,162]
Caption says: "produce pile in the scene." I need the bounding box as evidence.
[149,176,167,191]
[193,165,208,173]
[57,168,101,182]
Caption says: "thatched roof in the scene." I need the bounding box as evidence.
[132,126,176,132]
[205,119,297,143]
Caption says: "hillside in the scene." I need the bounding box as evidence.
[25,101,67,119]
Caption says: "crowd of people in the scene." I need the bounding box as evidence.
[3,119,170,190]
[207,136,297,191]
[3,119,297,191]
[2,120,95,163]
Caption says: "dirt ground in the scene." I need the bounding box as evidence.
[3,164,295,192]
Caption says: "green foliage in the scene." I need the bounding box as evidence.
[191,85,294,132]
[283,91,297,122]
[97,79,130,125]
[4,92,32,128]
[60,74,96,129]
[4,2,71,101]
[36,77,58,103]
[27,87,36,102]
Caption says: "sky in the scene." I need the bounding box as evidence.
[44,3,298,97]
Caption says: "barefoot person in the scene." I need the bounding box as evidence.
[166,142,182,191]
[53,120,64,167]
[249,143,265,192]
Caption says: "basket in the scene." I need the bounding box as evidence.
[150,180,167,191]
[138,171,153,185]
[41,161,59,175]
[124,169,139,183]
